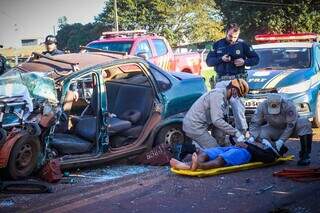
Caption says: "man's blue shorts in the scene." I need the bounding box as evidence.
[204,146,251,166]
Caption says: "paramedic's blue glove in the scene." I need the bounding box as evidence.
[261,139,272,148]
[235,131,245,143]
[275,139,284,152]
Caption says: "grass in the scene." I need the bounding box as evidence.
[201,68,216,90]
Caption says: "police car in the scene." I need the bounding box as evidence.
[245,33,320,127]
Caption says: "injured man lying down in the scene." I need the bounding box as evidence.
[170,140,281,171]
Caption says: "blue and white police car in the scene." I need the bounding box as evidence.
[245,33,320,127]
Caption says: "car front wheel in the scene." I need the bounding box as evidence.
[155,124,185,147]
[7,135,40,179]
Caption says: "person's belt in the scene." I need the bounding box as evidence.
[216,73,247,82]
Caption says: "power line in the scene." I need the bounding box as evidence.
[227,0,300,6]
[0,9,23,29]
[0,9,20,22]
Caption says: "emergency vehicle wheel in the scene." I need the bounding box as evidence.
[0,128,7,147]
[312,93,320,128]
[155,124,185,146]
[7,135,40,179]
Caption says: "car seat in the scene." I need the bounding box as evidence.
[50,117,97,155]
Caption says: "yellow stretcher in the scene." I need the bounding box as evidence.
[171,155,294,177]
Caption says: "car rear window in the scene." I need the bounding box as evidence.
[103,63,150,86]
[252,47,311,70]
[87,41,133,53]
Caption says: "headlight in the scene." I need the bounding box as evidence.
[278,79,311,94]
[295,103,310,113]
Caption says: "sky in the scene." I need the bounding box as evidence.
[0,0,107,47]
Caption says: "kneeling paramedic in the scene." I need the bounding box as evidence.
[248,93,312,166]
[183,79,249,149]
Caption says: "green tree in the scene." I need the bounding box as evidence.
[95,0,224,46]
[215,0,320,42]
[56,23,107,52]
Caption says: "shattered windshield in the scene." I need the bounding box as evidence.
[0,68,58,106]
[252,47,311,70]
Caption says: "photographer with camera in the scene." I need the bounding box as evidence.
[206,23,259,134]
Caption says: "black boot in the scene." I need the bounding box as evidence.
[297,134,312,166]
[307,133,312,155]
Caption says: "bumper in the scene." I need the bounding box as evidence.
[244,91,316,121]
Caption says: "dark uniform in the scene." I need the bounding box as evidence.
[206,38,259,80]
[0,55,10,75]
[42,49,64,56]
[42,35,64,56]
[206,38,259,133]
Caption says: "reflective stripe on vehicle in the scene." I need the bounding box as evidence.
[263,72,291,89]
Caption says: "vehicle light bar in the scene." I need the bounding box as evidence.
[255,33,319,42]
[101,30,147,38]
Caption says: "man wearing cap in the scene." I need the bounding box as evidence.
[248,93,313,166]
[183,79,249,149]
[42,35,64,56]
[206,23,259,82]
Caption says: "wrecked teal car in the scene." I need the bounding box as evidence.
[0,51,206,179]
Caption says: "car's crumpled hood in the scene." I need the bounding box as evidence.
[0,69,58,111]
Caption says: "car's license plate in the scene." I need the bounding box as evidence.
[244,98,266,107]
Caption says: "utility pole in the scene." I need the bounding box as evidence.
[53,25,56,36]
[114,0,119,31]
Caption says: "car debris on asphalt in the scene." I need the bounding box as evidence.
[255,185,274,195]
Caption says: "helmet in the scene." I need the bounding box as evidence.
[229,79,249,97]
[45,35,57,44]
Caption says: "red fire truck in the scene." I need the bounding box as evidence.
[86,30,203,75]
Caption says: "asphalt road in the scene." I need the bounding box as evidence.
[1,132,320,213]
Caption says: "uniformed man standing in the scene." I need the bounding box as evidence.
[206,23,259,134]
[42,35,64,56]
[249,93,313,166]
[0,54,9,76]
[0,45,10,75]
[183,79,249,149]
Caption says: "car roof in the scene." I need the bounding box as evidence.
[17,52,134,79]
[253,42,314,49]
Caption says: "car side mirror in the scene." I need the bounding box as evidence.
[136,52,149,60]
